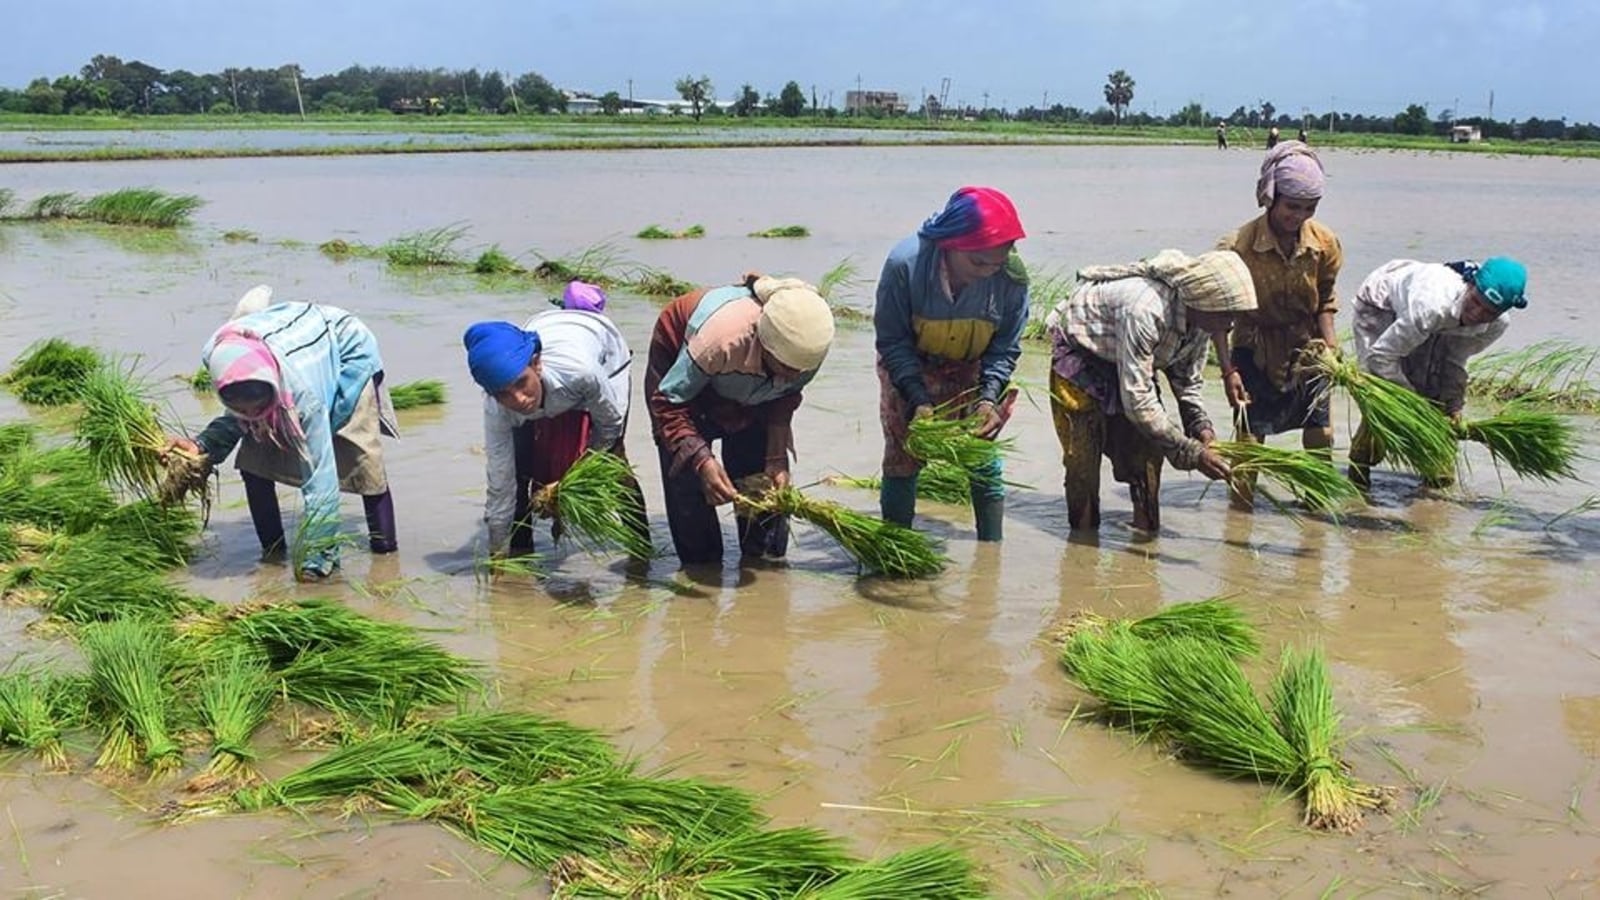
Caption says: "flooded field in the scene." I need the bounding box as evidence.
[3,144,1599,896]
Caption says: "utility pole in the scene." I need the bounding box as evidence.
[462,76,470,110]
[1488,89,1494,122]
[627,78,633,111]
[1329,95,1335,133]
[854,73,862,116]
[229,69,239,110]
[811,84,817,116]
[509,79,521,115]
[291,65,305,119]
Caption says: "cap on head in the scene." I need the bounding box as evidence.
[462,321,541,392]
[1474,256,1528,311]
[752,276,835,371]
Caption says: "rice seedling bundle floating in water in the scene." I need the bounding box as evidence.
[1309,349,1459,477]
[530,450,652,560]
[1268,645,1389,831]
[748,225,810,238]
[2,339,103,406]
[196,647,277,778]
[81,617,184,774]
[551,825,857,898]
[1213,441,1361,516]
[77,188,204,228]
[416,712,618,784]
[27,533,206,623]
[736,485,946,579]
[800,844,986,899]
[1458,407,1582,482]
[0,670,85,770]
[0,445,118,532]
[388,379,446,410]
[273,639,481,722]
[1467,339,1600,410]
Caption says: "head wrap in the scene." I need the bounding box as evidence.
[562,281,607,312]
[917,186,1026,252]
[206,324,304,447]
[1076,249,1258,313]
[1473,256,1529,311]
[230,284,274,320]
[752,276,835,371]
[463,322,542,392]
[1256,140,1326,208]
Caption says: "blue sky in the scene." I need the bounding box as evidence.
[4,0,1592,122]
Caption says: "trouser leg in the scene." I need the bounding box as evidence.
[880,474,919,527]
[363,489,398,553]
[1348,418,1382,488]
[241,471,285,553]
[1128,457,1164,533]
[510,420,537,552]
[1050,377,1103,532]
[658,445,724,565]
[724,426,787,559]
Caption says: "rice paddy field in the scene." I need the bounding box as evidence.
[3,143,1600,897]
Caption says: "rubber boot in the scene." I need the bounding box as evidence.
[363,489,398,553]
[241,472,285,555]
[972,495,1004,542]
[879,474,919,528]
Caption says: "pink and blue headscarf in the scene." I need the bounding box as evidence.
[1256,140,1326,208]
[463,321,542,392]
[207,324,304,447]
[918,186,1026,252]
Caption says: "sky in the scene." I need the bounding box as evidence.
[3,0,1594,123]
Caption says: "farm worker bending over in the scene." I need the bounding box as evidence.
[1348,256,1528,486]
[1215,140,1344,509]
[874,185,1029,541]
[171,287,398,579]
[1045,250,1258,533]
[463,281,646,556]
[646,275,835,566]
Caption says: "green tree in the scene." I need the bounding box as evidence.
[23,77,63,114]
[675,74,713,122]
[512,71,565,113]
[1171,100,1205,127]
[599,91,622,115]
[1102,69,1135,123]
[1393,103,1430,135]
[730,83,760,117]
[777,80,806,117]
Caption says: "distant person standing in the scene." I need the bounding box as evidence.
[1297,126,1309,143]
[1216,121,1228,149]
[1266,125,1281,149]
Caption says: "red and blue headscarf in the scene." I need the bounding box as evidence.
[917,186,1026,252]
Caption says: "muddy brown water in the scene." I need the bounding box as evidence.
[2,145,1599,897]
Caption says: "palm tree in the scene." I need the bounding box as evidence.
[1103,69,1135,124]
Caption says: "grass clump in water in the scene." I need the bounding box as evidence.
[736,483,946,579]
[382,224,468,268]
[531,451,652,560]
[3,338,104,406]
[749,225,810,238]
[389,379,447,410]
[635,224,706,240]
[1213,440,1361,516]
[25,192,82,219]
[1458,407,1582,482]
[1467,339,1600,411]
[473,245,522,275]
[77,188,203,227]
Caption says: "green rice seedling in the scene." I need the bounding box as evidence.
[98,499,201,567]
[274,639,481,722]
[473,244,521,275]
[188,366,212,391]
[0,187,12,216]
[1268,645,1387,831]
[831,459,972,505]
[748,225,810,238]
[1458,407,1582,482]
[4,338,104,406]
[232,732,457,811]
[1057,627,1168,729]
[601,773,764,842]
[904,401,1016,471]
[1147,637,1301,783]
[388,379,447,410]
[81,617,184,775]
[1310,349,1458,477]
[446,774,634,871]
[1124,598,1260,657]
[635,224,703,240]
[737,485,946,579]
[531,451,653,560]
[817,256,862,302]
[1467,339,1600,410]
[319,238,355,257]
[197,646,276,777]
[75,365,194,496]
[0,524,16,563]
[1214,440,1361,515]
[31,534,203,623]
[25,191,83,219]
[0,422,36,460]
[77,188,203,228]
[0,669,82,769]
[217,598,417,664]
[629,269,694,297]
[382,224,468,268]
[417,712,618,784]
[552,826,855,898]
[800,844,985,899]
[0,445,117,531]
[222,229,258,243]
[533,242,632,288]
[288,507,355,578]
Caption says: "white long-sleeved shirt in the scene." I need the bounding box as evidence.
[482,310,632,549]
[1352,260,1508,413]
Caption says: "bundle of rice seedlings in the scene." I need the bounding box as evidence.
[1148,637,1301,780]
[0,422,36,460]
[629,269,695,298]
[388,379,447,410]
[748,225,810,238]
[801,845,985,899]
[30,535,203,623]
[274,640,481,722]
[446,775,633,871]
[196,647,276,778]
[77,188,203,228]
[0,445,117,531]
[232,733,457,811]
[552,826,855,899]
[81,617,184,775]
[1214,440,1361,515]
[736,486,946,579]
[3,338,103,406]
[904,405,1016,472]
[0,669,84,769]
[1467,339,1600,410]
[530,451,652,560]
[1309,349,1458,477]
[417,712,618,784]
[98,499,201,567]
[75,365,202,497]
[832,460,973,505]
[473,245,522,275]
[1458,407,1581,482]
[532,242,631,288]
[1055,598,1261,661]
[213,598,416,664]
[25,191,82,220]
[1058,628,1168,728]
[1268,645,1386,831]
[635,224,705,240]
[602,773,764,842]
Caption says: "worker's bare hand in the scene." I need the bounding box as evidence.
[1197,447,1232,481]
[697,458,739,506]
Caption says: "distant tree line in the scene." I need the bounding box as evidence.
[4,56,1597,142]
